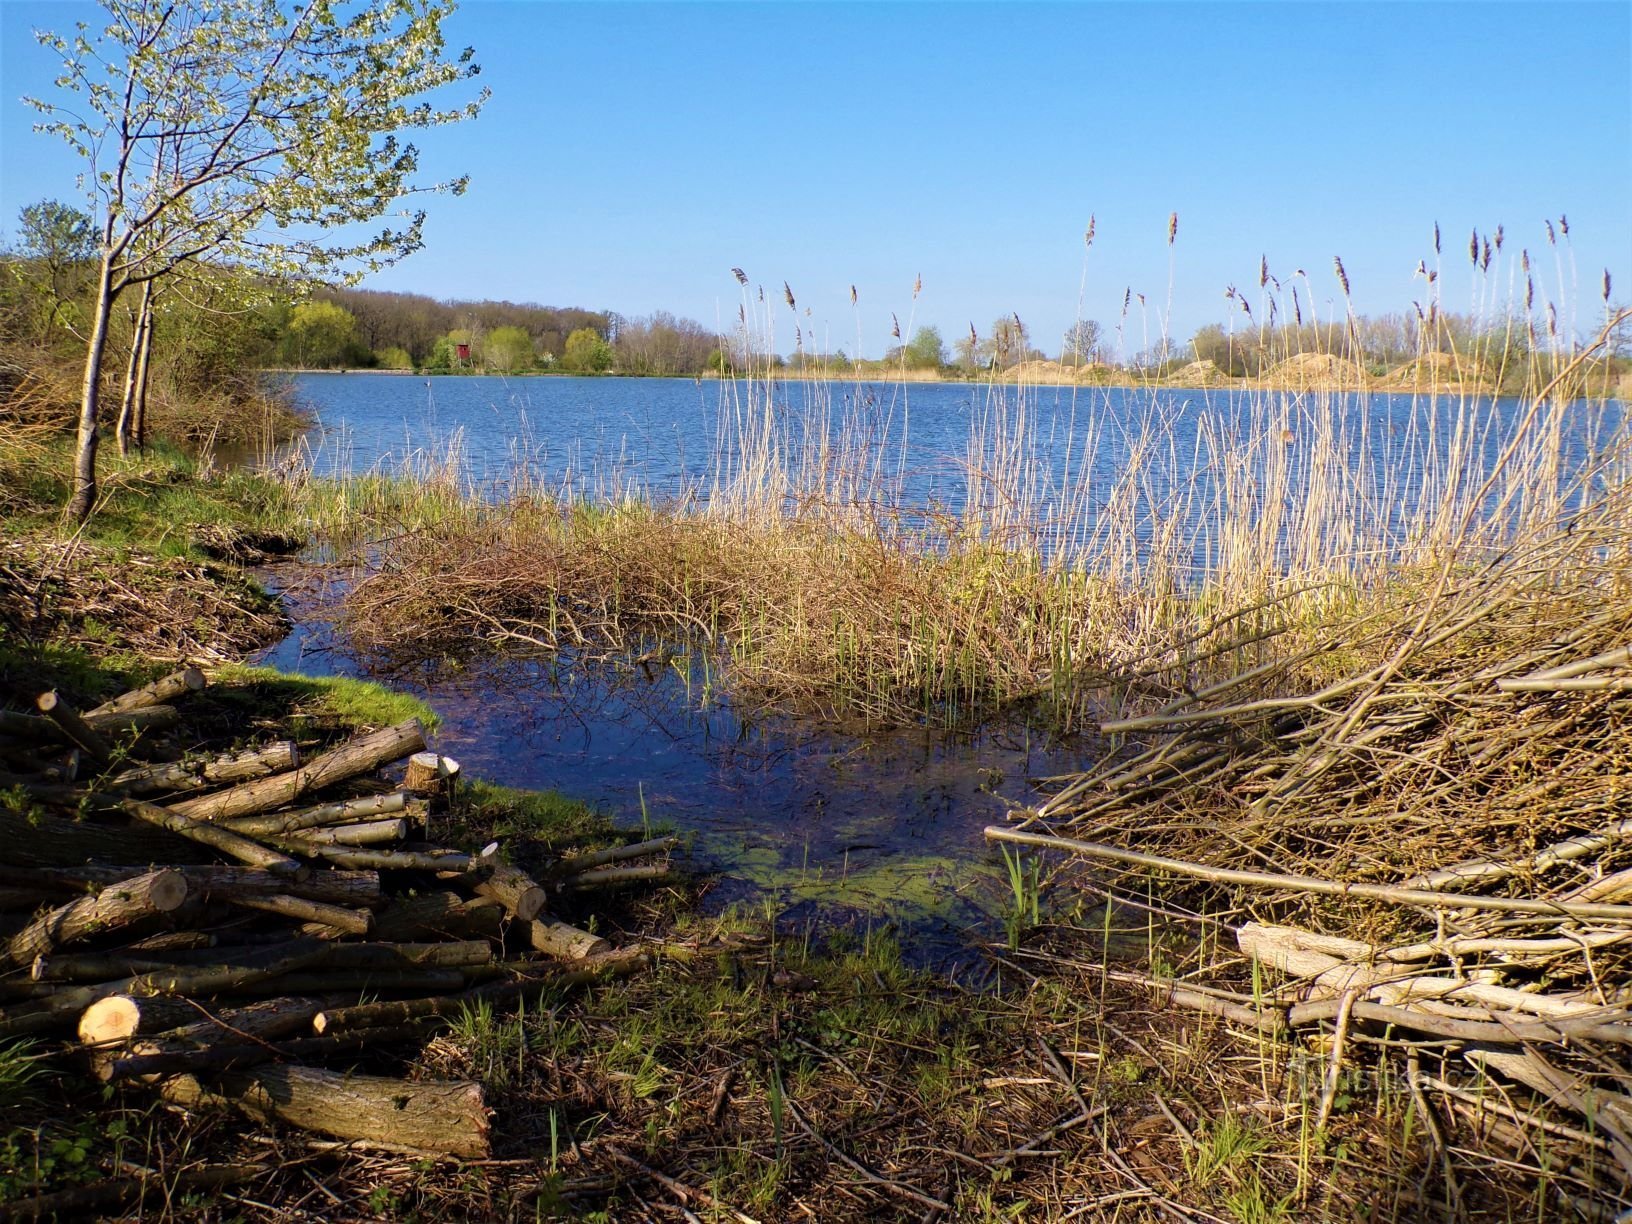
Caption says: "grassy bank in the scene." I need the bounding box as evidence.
[5,281,1631,1217]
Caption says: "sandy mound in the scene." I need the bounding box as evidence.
[1167,359,1229,387]
[1380,352,1492,390]
[1256,352,1370,388]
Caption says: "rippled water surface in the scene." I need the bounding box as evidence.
[253,373,1623,963]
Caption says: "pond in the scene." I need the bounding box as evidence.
[254,562,1090,972]
[249,372,1624,966]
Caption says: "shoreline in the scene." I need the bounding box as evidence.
[265,365,1627,398]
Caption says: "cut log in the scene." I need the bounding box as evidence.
[403,752,459,808]
[2,869,188,970]
[101,1022,436,1083]
[529,915,611,960]
[87,667,205,717]
[370,892,507,943]
[0,1160,266,1223]
[4,942,333,1038]
[82,704,177,736]
[0,886,58,912]
[0,806,208,867]
[107,742,299,797]
[227,894,372,935]
[167,720,425,822]
[15,865,382,908]
[229,967,472,994]
[270,845,471,872]
[551,836,679,878]
[35,691,112,764]
[561,863,673,889]
[0,708,68,742]
[36,953,207,982]
[222,792,406,837]
[474,863,547,921]
[119,799,304,874]
[158,1065,489,1157]
[79,995,210,1044]
[312,947,651,1034]
[280,817,407,847]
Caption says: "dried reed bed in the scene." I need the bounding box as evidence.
[991,313,1632,1212]
[331,298,1624,732]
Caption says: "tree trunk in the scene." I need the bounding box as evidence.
[167,720,425,822]
[2,869,189,970]
[220,791,405,837]
[107,741,299,797]
[132,298,154,452]
[473,863,548,922]
[158,1065,490,1157]
[114,285,152,457]
[68,253,118,523]
[0,805,209,868]
[89,666,204,718]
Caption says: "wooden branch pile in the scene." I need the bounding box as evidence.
[0,668,678,1158]
[994,517,1632,1206]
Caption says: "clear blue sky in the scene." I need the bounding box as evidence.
[3,1,1628,358]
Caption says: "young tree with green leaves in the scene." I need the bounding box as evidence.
[28,0,486,519]
[903,325,946,371]
[563,327,612,373]
[484,324,534,373]
[12,200,98,345]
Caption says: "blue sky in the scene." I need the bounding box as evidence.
[2,1,1628,358]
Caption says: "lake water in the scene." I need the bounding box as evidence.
[274,372,1623,575]
[253,373,1625,965]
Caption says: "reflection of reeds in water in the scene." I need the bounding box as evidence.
[311,245,1630,730]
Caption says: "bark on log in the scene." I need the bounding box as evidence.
[222,792,406,837]
[36,953,205,982]
[82,704,177,735]
[0,709,69,743]
[107,742,300,797]
[403,752,459,808]
[529,915,611,959]
[87,667,205,717]
[560,863,672,890]
[35,691,112,764]
[0,1161,266,1223]
[16,865,382,907]
[0,886,58,911]
[0,806,208,867]
[101,1022,436,1084]
[4,942,333,1038]
[281,817,407,847]
[167,720,425,822]
[228,967,472,995]
[3,869,188,970]
[119,799,304,874]
[550,836,679,878]
[370,892,507,943]
[227,894,372,935]
[474,863,547,921]
[158,1064,490,1157]
[312,947,651,1034]
[271,845,471,872]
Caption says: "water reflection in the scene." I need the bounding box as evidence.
[255,564,1093,969]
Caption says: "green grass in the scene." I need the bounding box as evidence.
[209,662,439,732]
[1,435,301,562]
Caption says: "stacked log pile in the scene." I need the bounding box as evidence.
[0,669,676,1159]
